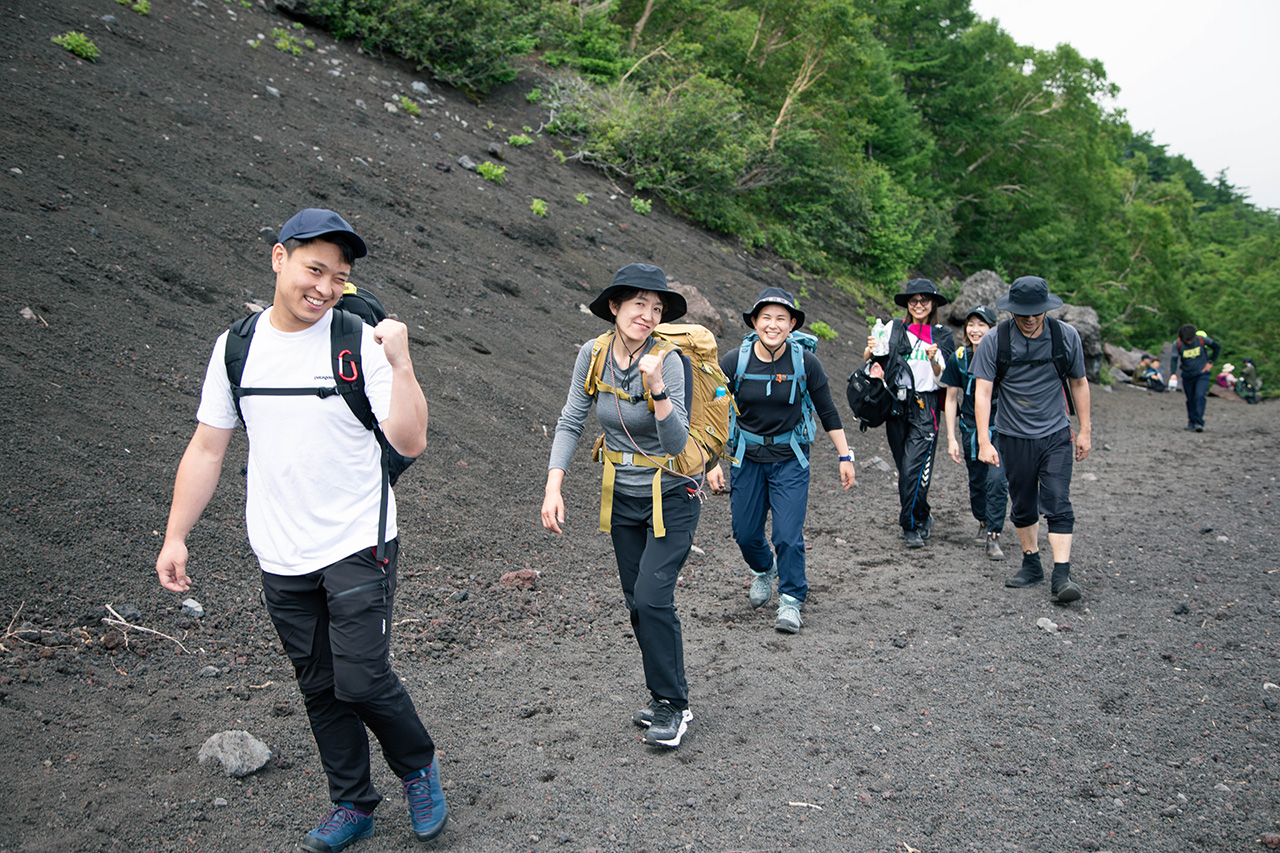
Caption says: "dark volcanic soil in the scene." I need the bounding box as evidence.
[3,2,1279,852]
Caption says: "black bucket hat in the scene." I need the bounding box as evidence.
[278,208,368,259]
[964,304,998,327]
[588,263,688,324]
[996,276,1063,315]
[743,286,804,329]
[894,278,949,308]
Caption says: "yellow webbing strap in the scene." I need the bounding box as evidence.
[599,449,675,538]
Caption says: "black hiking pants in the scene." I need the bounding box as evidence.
[262,539,435,812]
[886,389,940,532]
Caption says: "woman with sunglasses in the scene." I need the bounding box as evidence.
[863,279,955,548]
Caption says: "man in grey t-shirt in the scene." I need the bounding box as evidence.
[972,277,1093,603]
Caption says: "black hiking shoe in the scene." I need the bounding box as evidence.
[1051,562,1082,603]
[633,698,661,727]
[904,528,924,549]
[920,515,935,540]
[643,702,691,748]
[1005,551,1044,588]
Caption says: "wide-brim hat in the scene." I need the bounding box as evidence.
[964,304,998,327]
[894,278,949,308]
[588,263,687,324]
[995,276,1063,315]
[279,208,368,259]
[743,286,804,329]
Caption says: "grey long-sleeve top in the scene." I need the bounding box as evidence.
[548,338,689,497]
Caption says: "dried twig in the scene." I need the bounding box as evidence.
[787,800,823,810]
[102,604,191,654]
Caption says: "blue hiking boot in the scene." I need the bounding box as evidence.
[300,803,374,853]
[403,756,449,842]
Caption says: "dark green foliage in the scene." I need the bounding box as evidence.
[312,0,547,94]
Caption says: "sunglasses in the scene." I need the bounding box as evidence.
[907,296,933,306]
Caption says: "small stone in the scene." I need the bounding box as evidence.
[457,155,477,172]
[197,730,271,777]
[1035,617,1059,634]
[488,142,504,159]
[1199,526,1213,534]
[1260,833,1280,849]
[181,599,204,619]
[1160,805,1179,817]
[1216,535,1229,543]
[102,14,117,24]
[199,666,221,678]
[115,603,143,622]
[1102,443,1112,451]
[1214,782,1230,792]
[265,86,281,98]
[384,102,399,113]
[412,81,430,95]
[8,167,21,176]
[355,99,366,109]
[499,569,539,590]
[1173,602,1190,615]
[19,307,36,321]
[212,798,228,808]
[689,545,705,556]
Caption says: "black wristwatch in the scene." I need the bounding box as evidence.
[649,388,669,401]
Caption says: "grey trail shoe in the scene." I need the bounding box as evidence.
[985,532,1005,561]
[904,528,924,549]
[775,594,803,633]
[643,701,691,748]
[748,555,777,609]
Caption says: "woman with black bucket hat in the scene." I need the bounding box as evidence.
[706,287,855,635]
[541,263,701,749]
[862,278,956,548]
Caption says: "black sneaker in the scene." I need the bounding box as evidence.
[632,698,661,727]
[904,528,924,549]
[643,702,691,748]
[1005,552,1044,588]
[920,515,935,540]
[1194,425,1204,432]
[1051,562,1082,603]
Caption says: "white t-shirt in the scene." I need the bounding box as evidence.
[901,327,946,392]
[197,308,397,576]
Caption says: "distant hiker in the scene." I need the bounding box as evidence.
[973,276,1092,604]
[1216,363,1237,389]
[1169,324,1220,432]
[1130,354,1152,386]
[940,305,1008,560]
[1143,358,1167,392]
[705,287,855,635]
[154,209,447,852]
[1238,358,1261,404]
[862,278,955,549]
[541,263,701,749]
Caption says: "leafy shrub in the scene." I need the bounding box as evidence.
[525,88,542,104]
[552,149,566,164]
[272,28,303,56]
[312,0,548,95]
[541,9,628,83]
[809,321,837,341]
[397,96,421,115]
[477,162,506,183]
[51,32,99,62]
[630,197,652,216]
[531,198,548,217]
[508,134,533,147]
[575,193,589,205]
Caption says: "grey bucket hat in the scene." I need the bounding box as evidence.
[995,276,1063,315]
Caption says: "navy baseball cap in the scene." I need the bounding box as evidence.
[278,208,367,259]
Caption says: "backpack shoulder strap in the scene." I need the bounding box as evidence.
[994,320,1012,386]
[584,332,615,397]
[224,312,263,424]
[732,335,754,393]
[331,308,377,432]
[1045,317,1077,416]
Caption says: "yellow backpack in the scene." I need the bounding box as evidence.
[584,323,735,536]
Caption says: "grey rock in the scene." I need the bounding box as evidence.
[411,80,430,95]
[181,598,204,618]
[258,227,277,244]
[354,98,366,110]
[199,665,221,678]
[265,86,281,99]
[457,155,477,172]
[102,15,118,24]
[212,798,228,807]
[1049,302,1103,381]
[667,282,721,336]
[861,455,893,473]
[942,270,1007,326]
[272,0,325,25]
[487,142,504,159]
[1104,342,1142,373]
[115,603,143,622]
[197,730,271,777]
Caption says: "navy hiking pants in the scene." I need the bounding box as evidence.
[886,389,940,532]
[729,454,810,602]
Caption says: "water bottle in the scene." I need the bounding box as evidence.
[714,386,726,398]
[871,319,890,356]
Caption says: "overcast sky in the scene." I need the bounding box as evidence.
[968,0,1280,210]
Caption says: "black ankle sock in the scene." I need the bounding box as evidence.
[1022,550,1041,568]
[1053,561,1070,575]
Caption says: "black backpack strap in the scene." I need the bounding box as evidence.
[1046,317,1077,416]
[994,319,1011,388]
[224,312,261,425]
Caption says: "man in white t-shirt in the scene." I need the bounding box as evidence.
[155,209,446,852]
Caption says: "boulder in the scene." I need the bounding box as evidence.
[1104,342,1141,374]
[942,270,1007,326]
[1048,303,1102,382]
[273,0,326,26]
[668,282,722,337]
